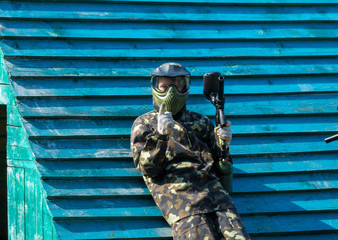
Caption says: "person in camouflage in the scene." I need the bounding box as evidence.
[130,63,250,240]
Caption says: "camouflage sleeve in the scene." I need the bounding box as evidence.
[130,116,169,178]
[205,117,222,161]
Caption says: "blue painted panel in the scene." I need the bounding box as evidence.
[15,93,338,118]
[243,212,338,235]
[2,39,338,59]
[1,1,338,22]
[36,160,140,178]
[41,172,338,197]
[233,153,338,174]
[69,0,338,3]
[5,58,338,78]
[47,190,338,219]
[54,219,172,240]
[35,154,338,177]
[1,0,338,239]
[52,212,338,239]
[2,20,338,40]
[28,135,338,160]
[21,115,338,139]
[254,233,338,240]
[42,179,149,198]
[8,75,338,97]
[48,197,162,218]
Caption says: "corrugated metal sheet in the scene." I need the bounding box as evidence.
[1,0,338,239]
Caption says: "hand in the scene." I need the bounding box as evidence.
[157,103,175,135]
[215,121,232,146]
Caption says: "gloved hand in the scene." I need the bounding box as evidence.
[157,103,175,135]
[215,121,232,146]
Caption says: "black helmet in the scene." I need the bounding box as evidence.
[151,62,190,77]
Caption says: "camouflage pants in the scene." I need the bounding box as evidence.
[171,208,251,240]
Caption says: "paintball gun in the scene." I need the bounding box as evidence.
[325,134,338,143]
[203,72,233,193]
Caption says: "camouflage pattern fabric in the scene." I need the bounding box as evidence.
[131,109,238,226]
[172,209,251,240]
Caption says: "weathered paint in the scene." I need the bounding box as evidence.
[1,44,58,239]
[0,105,8,239]
[0,57,9,85]
[1,1,338,22]
[5,59,338,77]
[2,39,338,59]
[6,76,338,97]
[40,172,337,197]
[14,94,338,118]
[2,20,338,40]
[34,153,338,177]
[0,0,338,239]
[46,190,338,218]
[7,126,30,147]
[22,116,338,137]
[27,136,338,160]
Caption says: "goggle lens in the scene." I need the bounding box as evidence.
[152,76,189,93]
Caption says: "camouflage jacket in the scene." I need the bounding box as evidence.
[130,109,235,226]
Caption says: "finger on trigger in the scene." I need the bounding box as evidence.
[226,121,232,127]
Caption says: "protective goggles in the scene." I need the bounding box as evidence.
[151,76,190,93]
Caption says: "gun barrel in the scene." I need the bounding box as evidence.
[325,134,338,143]
[217,75,224,102]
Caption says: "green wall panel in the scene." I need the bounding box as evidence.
[0,58,9,84]
[1,37,58,239]
[7,166,58,240]
[7,126,30,148]
[0,84,15,106]
[8,167,25,240]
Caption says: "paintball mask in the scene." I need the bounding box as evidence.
[151,63,190,115]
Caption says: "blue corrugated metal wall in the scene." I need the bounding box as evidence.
[1,0,338,239]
